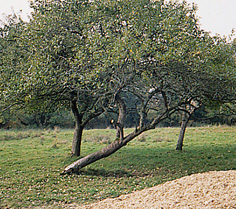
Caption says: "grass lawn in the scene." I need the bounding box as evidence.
[0,126,235,208]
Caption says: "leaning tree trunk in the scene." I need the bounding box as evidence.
[63,128,144,174]
[62,106,176,174]
[71,100,84,156]
[63,93,129,174]
[176,111,190,151]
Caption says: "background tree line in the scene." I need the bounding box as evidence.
[0,99,235,129]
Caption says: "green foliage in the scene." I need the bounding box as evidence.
[0,126,235,208]
[0,107,75,129]
[0,0,113,120]
[1,0,235,127]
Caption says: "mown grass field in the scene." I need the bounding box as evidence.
[0,126,235,208]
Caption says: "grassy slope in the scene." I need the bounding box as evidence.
[0,126,235,208]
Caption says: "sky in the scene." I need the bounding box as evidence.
[0,0,235,39]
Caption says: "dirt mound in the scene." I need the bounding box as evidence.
[80,170,236,209]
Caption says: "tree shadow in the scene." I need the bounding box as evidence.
[77,168,134,178]
[68,142,236,178]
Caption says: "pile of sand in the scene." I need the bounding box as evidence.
[80,170,236,209]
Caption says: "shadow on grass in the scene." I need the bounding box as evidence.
[72,142,236,178]
[77,168,133,178]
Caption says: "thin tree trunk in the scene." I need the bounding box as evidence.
[115,94,126,141]
[176,111,190,151]
[71,100,84,156]
[70,98,104,156]
[139,110,147,128]
[176,101,200,151]
[71,123,84,156]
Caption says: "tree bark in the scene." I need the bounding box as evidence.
[115,94,126,141]
[63,128,144,174]
[71,123,84,156]
[62,107,179,174]
[71,100,84,156]
[139,110,147,128]
[176,101,200,151]
[70,98,104,156]
[176,111,190,151]
[62,103,184,175]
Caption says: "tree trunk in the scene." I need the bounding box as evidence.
[71,100,84,156]
[62,105,179,174]
[63,128,144,174]
[71,123,84,156]
[176,111,190,151]
[115,94,126,141]
[139,110,147,128]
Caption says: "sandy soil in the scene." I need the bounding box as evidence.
[79,170,236,209]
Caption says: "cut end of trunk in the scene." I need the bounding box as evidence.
[62,166,79,175]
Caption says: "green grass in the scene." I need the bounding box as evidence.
[0,126,235,208]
